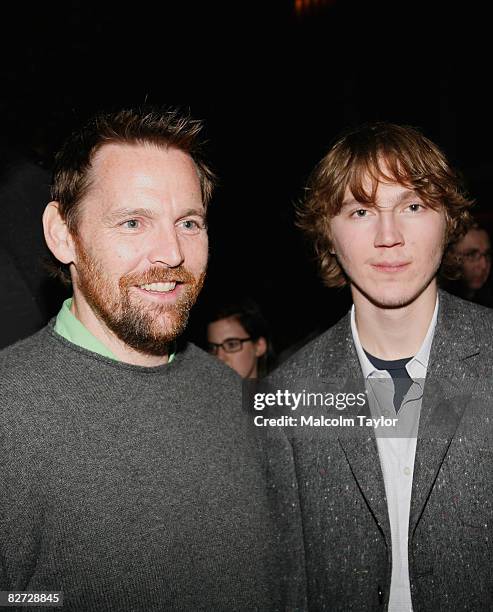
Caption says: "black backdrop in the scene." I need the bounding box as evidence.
[2,1,492,352]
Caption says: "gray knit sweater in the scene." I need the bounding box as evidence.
[0,323,305,611]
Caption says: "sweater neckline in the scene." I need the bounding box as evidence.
[45,318,191,374]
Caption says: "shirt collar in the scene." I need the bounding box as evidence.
[351,294,439,379]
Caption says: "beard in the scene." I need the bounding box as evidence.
[74,242,206,356]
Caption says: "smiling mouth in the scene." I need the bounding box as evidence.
[138,281,178,293]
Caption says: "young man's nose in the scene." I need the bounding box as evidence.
[374,215,405,248]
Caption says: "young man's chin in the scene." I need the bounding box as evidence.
[354,283,435,310]
[369,295,419,310]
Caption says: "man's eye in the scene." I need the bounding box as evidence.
[352,209,369,218]
[179,219,202,232]
[122,219,140,229]
[407,203,424,212]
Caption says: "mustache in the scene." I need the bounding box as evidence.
[120,266,197,288]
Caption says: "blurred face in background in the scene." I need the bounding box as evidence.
[207,316,266,379]
[455,228,491,292]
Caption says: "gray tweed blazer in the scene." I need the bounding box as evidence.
[271,290,492,611]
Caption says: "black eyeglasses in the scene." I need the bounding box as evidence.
[459,249,492,263]
[207,337,252,354]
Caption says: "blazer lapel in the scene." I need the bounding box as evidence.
[410,291,479,534]
[338,431,392,542]
[322,315,392,544]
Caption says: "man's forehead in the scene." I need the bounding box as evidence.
[462,229,490,248]
[90,142,192,175]
[85,143,201,195]
[77,142,203,221]
[342,179,416,205]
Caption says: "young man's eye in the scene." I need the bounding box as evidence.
[407,203,424,212]
[352,209,369,218]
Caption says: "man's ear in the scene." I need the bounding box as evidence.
[254,336,267,358]
[42,201,76,265]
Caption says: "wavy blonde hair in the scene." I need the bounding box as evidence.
[297,122,473,287]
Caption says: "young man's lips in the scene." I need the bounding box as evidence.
[371,262,411,272]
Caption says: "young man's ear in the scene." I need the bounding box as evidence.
[254,336,267,358]
[42,201,76,265]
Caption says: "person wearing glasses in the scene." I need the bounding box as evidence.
[450,222,493,305]
[207,298,272,378]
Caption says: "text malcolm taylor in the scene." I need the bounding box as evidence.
[250,390,397,428]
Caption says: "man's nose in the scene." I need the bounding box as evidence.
[147,225,184,268]
[374,214,404,248]
[216,348,229,363]
[476,255,487,268]
[475,255,490,276]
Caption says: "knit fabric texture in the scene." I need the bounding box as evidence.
[0,322,304,611]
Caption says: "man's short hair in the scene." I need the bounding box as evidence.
[297,122,473,288]
[50,106,215,284]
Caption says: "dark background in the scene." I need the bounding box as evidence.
[2,0,492,353]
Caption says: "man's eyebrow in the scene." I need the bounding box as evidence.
[103,207,157,223]
[396,190,418,202]
[178,208,206,219]
[341,190,418,209]
[340,197,371,209]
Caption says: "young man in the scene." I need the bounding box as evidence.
[274,123,492,610]
[0,108,303,610]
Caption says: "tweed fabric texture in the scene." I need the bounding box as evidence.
[270,290,492,611]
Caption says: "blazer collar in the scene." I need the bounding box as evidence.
[409,290,480,536]
[427,289,480,378]
[332,290,480,545]
[318,312,361,382]
[325,290,480,378]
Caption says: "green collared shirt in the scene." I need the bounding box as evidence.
[54,298,175,363]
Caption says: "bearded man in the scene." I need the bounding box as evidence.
[0,108,304,611]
